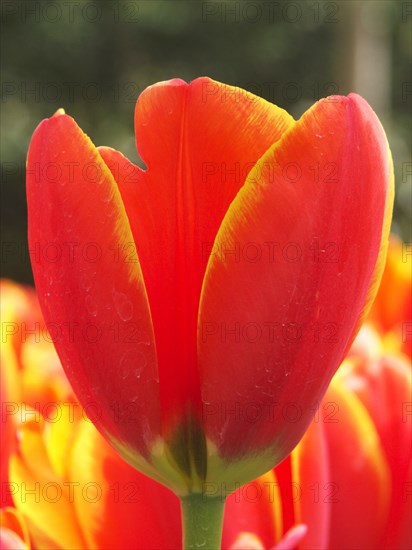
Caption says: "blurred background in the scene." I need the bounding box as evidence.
[1,0,411,283]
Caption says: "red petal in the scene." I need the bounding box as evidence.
[340,355,412,549]
[222,470,282,549]
[99,77,293,431]
[291,420,330,549]
[70,421,181,550]
[26,113,160,458]
[0,508,30,550]
[198,94,393,459]
[324,378,390,549]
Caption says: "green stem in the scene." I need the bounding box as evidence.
[180,493,226,550]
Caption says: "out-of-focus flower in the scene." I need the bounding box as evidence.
[367,236,411,358]
[0,280,73,407]
[1,280,74,508]
[26,78,393,506]
[2,279,410,549]
[0,507,30,550]
[369,236,411,333]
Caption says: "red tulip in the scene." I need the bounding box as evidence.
[27,77,393,543]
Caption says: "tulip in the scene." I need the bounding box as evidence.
[26,77,393,545]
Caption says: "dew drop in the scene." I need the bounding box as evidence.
[133,350,147,379]
[105,205,115,218]
[113,290,133,321]
[101,193,112,204]
[85,294,98,317]
[119,349,135,379]
[80,271,94,292]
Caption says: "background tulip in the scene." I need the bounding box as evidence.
[26,78,393,545]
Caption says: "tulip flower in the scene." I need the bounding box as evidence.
[26,77,393,545]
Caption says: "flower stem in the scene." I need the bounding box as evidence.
[180,493,226,550]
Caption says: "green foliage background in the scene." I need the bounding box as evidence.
[1,0,411,282]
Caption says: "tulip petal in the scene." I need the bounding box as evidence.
[9,418,87,549]
[291,419,330,549]
[272,524,308,550]
[26,113,160,459]
[69,420,181,550]
[340,355,412,549]
[369,235,412,331]
[199,94,393,461]
[324,379,390,550]
[0,508,30,549]
[0,529,29,550]
[98,77,294,434]
[230,533,265,550]
[1,342,19,507]
[222,470,282,549]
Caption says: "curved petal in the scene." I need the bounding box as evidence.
[291,419,330,549]
[98,77,294,434]
[339,355,412,549]
[0,528,29,550]
[0,508,30,549]
[325,378,390,550]
[198,94,393,461]
[369,235,412,331]
[222,470,282,549]
[230,533,265,550]
[0,280,41,367]
[1,342,18,507]
[26,113,160,459]
[69,420,181,550]
[9,418,87,549]
[272,525,308,550]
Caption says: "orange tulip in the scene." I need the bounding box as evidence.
[25,78,393,543]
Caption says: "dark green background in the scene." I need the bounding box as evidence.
[1,0,411,282]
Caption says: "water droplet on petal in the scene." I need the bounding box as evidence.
[101,195,110,204]
[120,349,135,379]
[80,271,94,292]
[85,294,98,317]
[113,290,133,321]
[133,350,147,379]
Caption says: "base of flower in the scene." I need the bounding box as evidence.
[180,492,226,550]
